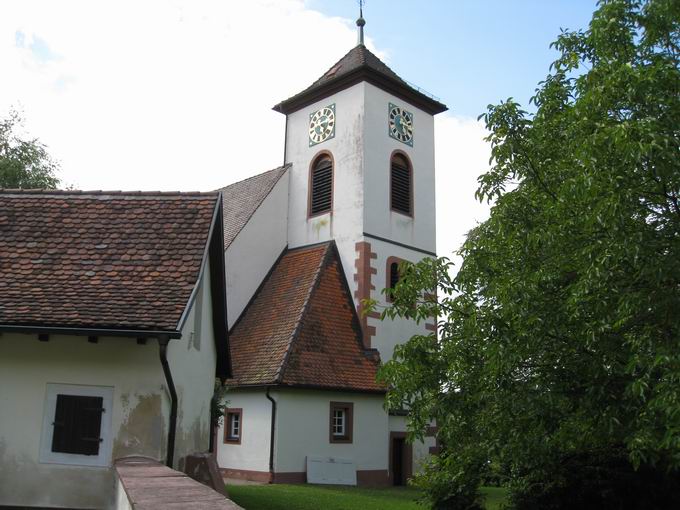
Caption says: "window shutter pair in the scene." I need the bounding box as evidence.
[52,394,104,456]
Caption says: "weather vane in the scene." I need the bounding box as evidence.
[356,0,366,46]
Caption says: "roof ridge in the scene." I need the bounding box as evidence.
[220,164,290,249]
[215,164,290,192]
[273,241,333,384]
[0,189,218,197]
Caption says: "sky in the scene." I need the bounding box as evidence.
[0,0,598,262]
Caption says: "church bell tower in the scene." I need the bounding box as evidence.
[273,11,447,362]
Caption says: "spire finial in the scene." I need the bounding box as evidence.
[356,0,365,46]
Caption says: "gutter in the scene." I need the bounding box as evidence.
[0,324,181,339]
[265,387,277,482]
[158,335,178,468]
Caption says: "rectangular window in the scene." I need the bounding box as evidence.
[224,408,242,444]
[52,394,104,456]
[329,402,353,443]
[40,384,113,467]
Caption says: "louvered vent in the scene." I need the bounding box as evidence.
[391,156,412,215]
[390,262,400,290]
[310,157,333,215]
[52,394,104,455]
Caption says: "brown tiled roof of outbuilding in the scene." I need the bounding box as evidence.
[0,190,220,332]
[227,242,384,393]
[217,165,289,249]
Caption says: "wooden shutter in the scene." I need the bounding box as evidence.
[310,158,333,215]
[391,156,412,215]
[52,394,104,456]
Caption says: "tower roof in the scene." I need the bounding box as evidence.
[273,44,447,115]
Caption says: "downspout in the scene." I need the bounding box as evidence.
[265,387,277,482]
[158,335,178,468]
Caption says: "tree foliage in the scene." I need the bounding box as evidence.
[376,0,680,507]
[0,109,60,189]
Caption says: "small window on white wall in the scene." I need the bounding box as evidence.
[40,384,114,467]
[224,408,242,444]
[329,402,353,443]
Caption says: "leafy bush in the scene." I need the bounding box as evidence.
[507,446,680,510]
[412,455,485,510]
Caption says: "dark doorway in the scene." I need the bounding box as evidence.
[390,432,412,486]
[392,437,406,485]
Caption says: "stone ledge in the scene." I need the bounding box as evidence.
[114,457,242,510]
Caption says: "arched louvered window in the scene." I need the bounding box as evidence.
[390,153,412,216]
[309,154,333,216]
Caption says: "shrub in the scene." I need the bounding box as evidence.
[507,446,680,510]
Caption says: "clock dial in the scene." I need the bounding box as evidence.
[388,103,414,146]
[309,104,336,146]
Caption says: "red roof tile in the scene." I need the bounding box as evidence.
[0,190,220,332]
[227,242,384,393]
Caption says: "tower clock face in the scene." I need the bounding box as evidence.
[309,104,336,146]
[388,103,414,146]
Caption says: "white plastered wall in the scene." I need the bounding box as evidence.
[0,261,219,508]
[388,415,435,475]
[284,83,366,295]
[225,173,289,328]
[273,389,388,474]
[365,237,433,363]
[170,256,220,470]
[362,83,436,252]
[0,333,166,509]
[215,389,273,473]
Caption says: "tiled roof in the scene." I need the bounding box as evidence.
[217,165,289,249]
[0,190,219,332]
[227,242,384,393]
[306,44,410,92]
[274,45,447,115]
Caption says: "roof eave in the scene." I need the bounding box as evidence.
[273,66,448,116]
[226,382,387,395]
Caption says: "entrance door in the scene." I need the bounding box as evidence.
[390,432,412,486]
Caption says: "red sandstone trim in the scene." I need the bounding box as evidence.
[220,468,272,483]
[357,469,390,487]
[220,468,389,487]
[272,472,307,484]
[354,241,377,348]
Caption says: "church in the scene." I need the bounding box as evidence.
[214,14,446,486]
[0,10,447,509]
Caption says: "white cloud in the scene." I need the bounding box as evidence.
[435,114,492,263]
[1,0,490,261]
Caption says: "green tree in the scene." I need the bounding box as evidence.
[375,0,680,507]
[0,109,60,189]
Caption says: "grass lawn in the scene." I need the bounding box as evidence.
[227,483,508,510]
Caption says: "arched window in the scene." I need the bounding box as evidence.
[390,153,412,216]
[389,262,400,291]
[309,154,333,216]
